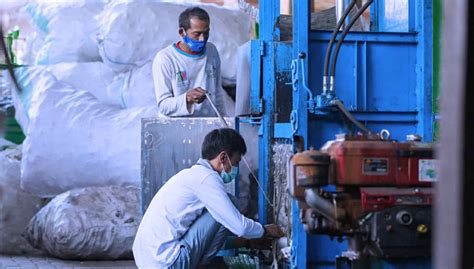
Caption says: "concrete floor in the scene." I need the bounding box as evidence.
[0,255,137,269]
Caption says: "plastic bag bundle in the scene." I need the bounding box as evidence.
[97,1,251,85]
[106,62,156,109]
[25,185,140,259]
[8,62,118,133]
[24,1,108,64]
[13,67,157,197]
[46,62,118,105]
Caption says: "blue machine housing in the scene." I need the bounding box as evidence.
[250,0,433,268]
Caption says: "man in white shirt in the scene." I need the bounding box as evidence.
[153,7,226,117]
[133,128,283,268]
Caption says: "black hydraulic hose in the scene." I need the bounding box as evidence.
[0,25,21,93]
[332,99,372,134]
[330,0,373,80]
[323,0,357,78]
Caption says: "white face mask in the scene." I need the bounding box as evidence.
[220,156,238,183]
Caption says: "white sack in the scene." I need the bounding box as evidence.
[46,62,118,105]
[107,62,156,109]
[16,67,158,197]
[97,1,251,84]
[24,1,106,64]
[25,185,140,259]
[0,146,45,255]
[8,62,118,134]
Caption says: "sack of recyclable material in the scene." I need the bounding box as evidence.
[97,1,251,85]
[106,62,156,109]
[46,62,118,105]
[11,67,157,197]
[7,62,117,132]
[25,185,140,259]
[0,146,46,255]
[24,1,108,64]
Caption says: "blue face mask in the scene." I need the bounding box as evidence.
[220,157,238,183]
[183,35,207,53]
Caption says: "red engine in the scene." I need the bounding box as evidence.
[288,133,437,258]
[324,133,435,186]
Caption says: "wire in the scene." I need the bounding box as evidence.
[205,92,274,208]
[330,0,374,80]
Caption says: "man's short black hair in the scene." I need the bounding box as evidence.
[179,7,210,30]
[201,128,247,160]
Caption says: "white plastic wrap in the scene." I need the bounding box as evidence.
[96,1,251,85]
[0,146,45,255]
[24,1,107,64]
[15,67,158,197]
[25,185,140,259]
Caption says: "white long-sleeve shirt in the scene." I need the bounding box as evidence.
[132,159,264,268]
[152,42,227,117]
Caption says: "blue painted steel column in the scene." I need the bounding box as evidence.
[291,0,309,268]
[370,0,385,32]
[415,0,433,141]
[408,0,416,32]
[257,0,280,225]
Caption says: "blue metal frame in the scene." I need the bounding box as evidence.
[370,0,385,32]
[291,0,310,267]
[256,0,280,225]
[252,0,433,268]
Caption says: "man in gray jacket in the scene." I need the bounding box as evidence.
[153,7,227,117]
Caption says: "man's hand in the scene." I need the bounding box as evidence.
[186,87,206,104]
[263,224,285,238]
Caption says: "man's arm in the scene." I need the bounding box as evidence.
[194,174,264,239]
[152,54,193,117]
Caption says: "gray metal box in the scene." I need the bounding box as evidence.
[141,117,235,213]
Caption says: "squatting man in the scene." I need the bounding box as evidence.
[133,128,284,268]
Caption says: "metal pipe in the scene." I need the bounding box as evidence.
[304,188,343,223]
[336,0,347,28]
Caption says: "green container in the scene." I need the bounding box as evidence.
[4,117,25,144]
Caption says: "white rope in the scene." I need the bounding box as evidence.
[205,92,274,208]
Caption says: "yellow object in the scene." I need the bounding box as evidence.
[417,224,428,234]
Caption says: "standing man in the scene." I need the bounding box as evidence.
[133,128,283,268]
[153,7,226,117]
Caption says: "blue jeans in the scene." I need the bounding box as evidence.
[168,195,238,269]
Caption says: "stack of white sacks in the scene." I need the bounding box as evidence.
[2,0,252,258]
